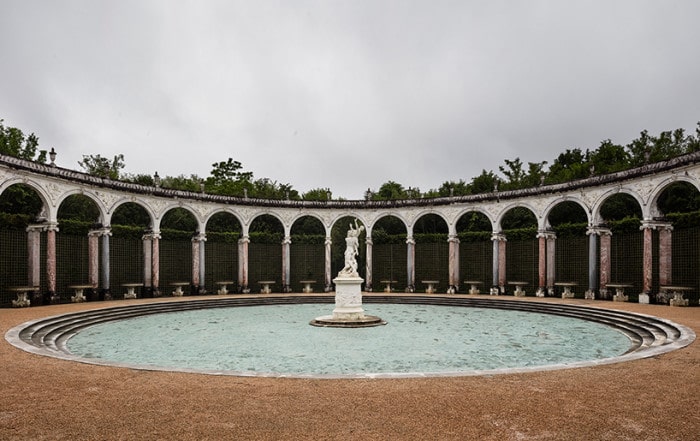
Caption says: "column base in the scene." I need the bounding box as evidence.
[638,293,650,304]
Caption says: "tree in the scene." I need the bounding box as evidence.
[78,154,125,179]
[0,119,46,162]
[302,188,333,201]
[468,170,498,194]
[589,140,629,175]
[372,181,420,200]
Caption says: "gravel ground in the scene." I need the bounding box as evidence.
[1,296,698,441]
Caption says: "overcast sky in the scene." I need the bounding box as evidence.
[2,1,699,199]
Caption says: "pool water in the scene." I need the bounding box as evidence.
[67,303,633,377]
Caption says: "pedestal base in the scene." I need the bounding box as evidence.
[310,276,386,328]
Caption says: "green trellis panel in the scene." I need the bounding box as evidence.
[415,242,449,292]
[55,234,90,302]
[248,243,282,292]
[109,236,144,299]
[290,243,325,292]
[160,240,193,292]
[205,241,238,293]
[372,243,408,291]
[506,239,539,293]
[554,235,588,297]
[460,241,493,290]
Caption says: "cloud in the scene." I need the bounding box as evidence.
[1,1,699,199]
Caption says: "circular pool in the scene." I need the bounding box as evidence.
[6,296,695,378]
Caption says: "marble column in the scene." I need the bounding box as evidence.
[447,234,460,293]
[640,221,655,304]
[658,223,673,287]
[546,232,557,295]
[535,231,548,296]
[26,224,43,290]
[192,232,206,294]
[491,233,506,294]
[365,236,373,292]
[282,235,291,293]
[406,235,415,292]
[324,236,333,292]
[238,235,250,293]
[142,232,152,296]
[151,231,161,296]
[100,228,112,300]
[88,230,100,289]
[45,222,58,303]
[585,226,599,299]
[598,228,612,299]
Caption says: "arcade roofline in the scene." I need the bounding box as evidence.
[2,151,700,209]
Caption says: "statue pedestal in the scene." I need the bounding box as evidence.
[332,276,365,320]
[310,276,385,328]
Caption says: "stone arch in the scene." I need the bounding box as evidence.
[55,190,108,225]
[107,199,155,229]
[0,178,52,220]
[370,214,407,291]
[456,207,496,232]
[649,176,700,218]
[542,197,591,230]
[591,188,645,225]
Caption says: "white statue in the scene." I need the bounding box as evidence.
[339,218,364,278]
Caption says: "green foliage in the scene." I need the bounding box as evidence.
[302,188,333,201]
[57,195,100,222]
[78,154,125,179]
[666,210,700,228]
[0,119,45,162]
[57,218,94,235]
[552,222,588,237]
[0,184,43,217]
[0,212,32,229]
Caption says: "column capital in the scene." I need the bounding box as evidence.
[640,219,672,231]
[282,235,292,245]
[365,238,373,246]
[142,230,161,241]
[536,230,556,239]
[238,235,250,244]
[325,236,332,246]
[191,232,207,242]
[491,232,507,242]
[448,234,460,243]
[89,226,112,237]
[406,236,415,245]
[26,223,48,233]
[586,225,612,236]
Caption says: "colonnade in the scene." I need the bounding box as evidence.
[19,217,675,304]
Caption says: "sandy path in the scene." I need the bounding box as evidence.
[1,296,698,440]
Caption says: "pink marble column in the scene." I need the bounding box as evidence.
[26,225,43,289]
[658,223,673,287]
[142,233,152,292]
[599,228,612,299]
[498,237,507,291]
[448,234,460,293]
[88,230,100,288]
[324,237,333,291]
[238,235,250,293]
[545,232,556,295]
[641,222,654,299]
[536,231,547,296]
[191,236,201,288]
[46,223,58,301]
[364,237,373,292]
